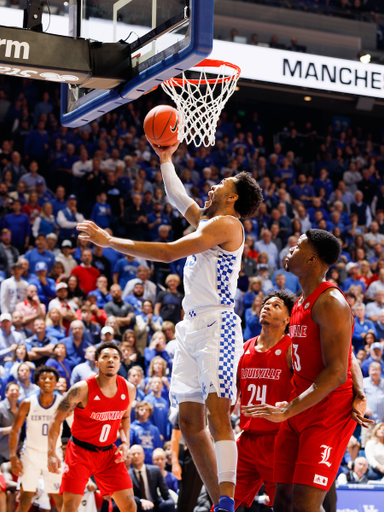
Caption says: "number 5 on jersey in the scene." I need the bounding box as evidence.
[247,384,267,406]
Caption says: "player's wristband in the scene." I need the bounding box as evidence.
[160,162,195,216]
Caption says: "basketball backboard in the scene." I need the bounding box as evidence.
[60,0,214,127]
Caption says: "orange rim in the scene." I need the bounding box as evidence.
[164,59,241,86]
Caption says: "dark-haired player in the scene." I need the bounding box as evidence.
[235,291,296,510]
[9,365,63,512]
[47,342,136,512]
[242,230,370,512]
[76,142,263,512]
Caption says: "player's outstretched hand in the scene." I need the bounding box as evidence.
[77,221,111,248]
[241,403,288,423]
[10,456,23,477]
[114,442,129,463]
[352,394,375,429]
[47,453,62,474]
[147,140,179,162]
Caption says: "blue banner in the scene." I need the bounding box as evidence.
[337,484,384,512]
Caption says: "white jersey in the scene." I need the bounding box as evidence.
[24,393,62,452]
[182,218,244,314]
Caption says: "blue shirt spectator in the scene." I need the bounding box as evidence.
[363,368,384,424]
[26,318,58,366]
[24,123,49,159]
[0,314,23,364]
[90,197,112,229]
[146,379,170,441]
[29,262,56,307]
[113,257,140,290]
[361,344,384,378]
[3,201,30,250]
[254,231,279,269]
[70,347,97,385]
[130,413,163,464]
[352,303,377,350]
[62,321,92,370]
[45,343,72,388]
[243,307,262,341]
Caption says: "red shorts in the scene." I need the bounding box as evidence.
[60,440,132,497]
[274,390,356,491]
[235,431,277,509]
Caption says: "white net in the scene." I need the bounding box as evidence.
[161,59,241,147]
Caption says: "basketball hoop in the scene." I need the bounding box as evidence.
[161,59,241,147]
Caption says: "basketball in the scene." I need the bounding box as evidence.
[143,105,180,147]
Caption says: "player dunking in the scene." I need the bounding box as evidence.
[242,230,370,512]
[9,366,63,512]
[235,291,295,510]
[47,341,136,512]
[76,142,263,512]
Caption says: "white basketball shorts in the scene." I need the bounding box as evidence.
[20,446,63,494]
[170,308,243,406]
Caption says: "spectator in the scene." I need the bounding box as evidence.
[45,342,72,389]
[154,275,183,326]
[363,361,384,448]
[113,256,140,290]
[361,343,384,377]
[22,191,41,225]
[242,244,257,278]
[337,456,369,484]
[117,342,136,379]
[92,246,112,282]
[90,192,111,228]
[375,310,384,341]
[15,284,46,331]
[70,344,97,385]
[104,316,122,342]
[88,275,112,309]
[11,311,32,341]
[129,444,175,512]
[32,202,57,238]
[365,423,384,480]
[123,266,157,304]
[24,233,55,274]
[243,295,263,341]
[104,284,136,330]
[255,230,278,269]
[71,249,100,296]
[29,261,56,308]
[0,382,20,464]
[0,311,24,364]
[130,404,163,465]
[152,448,178,495]
[145,376,170,441]
[15,362,39,401]
[352,303,377,351]
[270,273,295,294]
[26,318,58,366]
[342,262,366,294]
[366,291,384,322]
[48,282,77,333]
[0,262,28,314]
[62,320,91,370]
[67,274,87,306]
[2,199,30,254]
[135,300,163,354]
[127,365,146,421]
[367,269,384,299]
[56,195,85,241]
[146,356,171,401]
[124,282,145,314]
[0,229,19,277]
[79,305,101,345]
[3,151,27,186]
[144,332,172,377]
[45,308,66,340]
[121,329,144,367]
[123,193,148,241]
[350,190,372,228]
[22,160,46,192]
[55,240,77,277]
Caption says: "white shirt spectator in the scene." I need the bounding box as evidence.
[57,208,85,230]
[101,158,125,172]
[367,280,384,299]
[55,253,78,277]
[365,438,384,470]
[366,302,384,320]
[0,276,29,314]
[72,159,93,178]
[254,240,278,269]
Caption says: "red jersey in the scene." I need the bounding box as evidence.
[72,375,130,447]
[239,334,292,434]
[289,281,353,396]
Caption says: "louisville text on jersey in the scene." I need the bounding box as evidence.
[90,411,126,421]
[289,325,308,338]
[241,368,283,380]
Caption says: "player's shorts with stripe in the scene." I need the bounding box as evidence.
[60,440,132,496]
[20,446,62,494]
[170,308,243,406]
[235,431,277,509]
[274,389,356,491]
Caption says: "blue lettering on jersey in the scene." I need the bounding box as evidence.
[185,255,197,267]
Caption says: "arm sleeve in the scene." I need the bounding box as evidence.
[160,162,196,216]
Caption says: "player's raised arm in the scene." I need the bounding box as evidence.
[9,400,31,476]
[148,142,201,228]
[114,381,136,464]
[47,381,88,473]
[77,215,241,263]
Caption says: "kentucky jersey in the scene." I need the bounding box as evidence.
[239,335,292,434]
[183,218,244,314]
[289,281,353,396]
[25,393,62,452]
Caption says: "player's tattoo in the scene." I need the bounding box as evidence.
[58,385,81,415]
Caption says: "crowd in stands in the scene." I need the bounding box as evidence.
[1,75,384,509]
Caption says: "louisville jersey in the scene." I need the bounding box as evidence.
[71,375,129,447]
[289,281,353,396]
[25,393,62,452]
[239,334,292,434]
[182,218,244,314]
